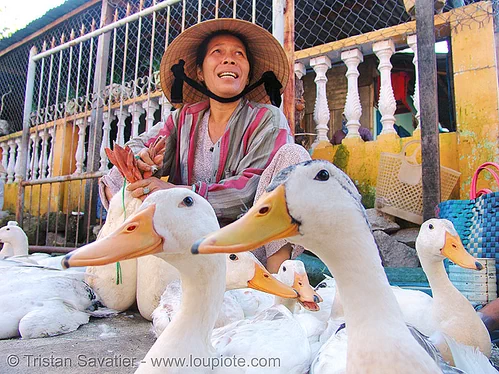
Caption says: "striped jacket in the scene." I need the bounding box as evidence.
[107,98,293,223]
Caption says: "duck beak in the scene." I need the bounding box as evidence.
[293,273,323,311]
[62,205,163,268]
[192,185,299,255]
[248,262,298,298]
[441,231,483,271]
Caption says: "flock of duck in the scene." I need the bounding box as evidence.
[1,146,497,373]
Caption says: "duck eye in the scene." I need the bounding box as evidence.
[6,228,9,231]
[183,196,194,207]
[314,169,329,181]
[229,254,238,261]
[282,266,287,272]
[318,283,326,288]
[429,224,434,230]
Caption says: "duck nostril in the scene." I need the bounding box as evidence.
[263,274,269,278]
[259,207,269,215]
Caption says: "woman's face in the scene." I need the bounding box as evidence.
[197,34,250,99]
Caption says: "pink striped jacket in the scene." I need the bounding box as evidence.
[102,98,293,223]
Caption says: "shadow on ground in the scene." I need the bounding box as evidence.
[0,312,155,374]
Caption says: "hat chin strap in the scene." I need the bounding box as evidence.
[171,59,282,107]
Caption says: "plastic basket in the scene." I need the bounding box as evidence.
[375,140,461,224]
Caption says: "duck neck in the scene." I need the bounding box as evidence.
[313,222,408,335]
[155,253,226,355]
[274,296,297,313]
[420,257,457,300]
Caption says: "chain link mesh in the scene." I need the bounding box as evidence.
[295,0,498,56]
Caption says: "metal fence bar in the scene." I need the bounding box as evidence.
[182,0,186,32]
[145,4,158,133]
[21,171,105,186]
[15,46,38,224]
[33,0,182,61]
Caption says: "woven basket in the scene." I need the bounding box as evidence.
[375,140,461,224]
[437,162,499,294]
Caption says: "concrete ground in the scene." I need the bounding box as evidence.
[0,312,155,374]
[1,312,499,373]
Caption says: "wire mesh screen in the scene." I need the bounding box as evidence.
[0,3,102,133]
[294,0,498,52]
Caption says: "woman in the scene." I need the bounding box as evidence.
[100,19,309,272]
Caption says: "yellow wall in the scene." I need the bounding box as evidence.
[312,132,461,208]
[1,121,81,216]
[450,3,499,196]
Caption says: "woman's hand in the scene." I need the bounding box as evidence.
[135,148,164,178]
[127,177,190,200]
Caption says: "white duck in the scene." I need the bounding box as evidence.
[414,219,492,365]
[311,219,492,365]
[151,252,320,336]
[0,259,99,339]
[0,221,84,269]
[91,140,179,318]
[228,259,322,319]
[193,160,461,373]
[0,221,28,258]
[63,188,309,373]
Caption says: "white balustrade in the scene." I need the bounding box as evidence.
[114,108,129,146]
[100,111,116,172]
[38,130,50,179]
[30,132,40,180]
[6,140,16,183]
[1,142,8,183]
[74,118,88,175]
[407,34,420,130]
[142,98,159,133]
[341,48,364,139]
[128,103,145,138]
[310,55,332,147]
[47,127,55,178]
[14,137,22,182]
[159,95,173,123]
[294,62,306,81]
[373,40,397,135]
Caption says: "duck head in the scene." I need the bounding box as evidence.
[277,259,323,311]
[62,189,219,268]
[192,160,365,257]
[0,221,29,257]
[416,218,483,271]
[225,251,297,298]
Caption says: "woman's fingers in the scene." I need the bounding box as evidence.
[152,155,164,165]
[138,149,155,164]
[130,188,147,200]
[137,159,154,172]
[126,177,172,199]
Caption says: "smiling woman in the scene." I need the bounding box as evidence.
[99,18,310,271]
